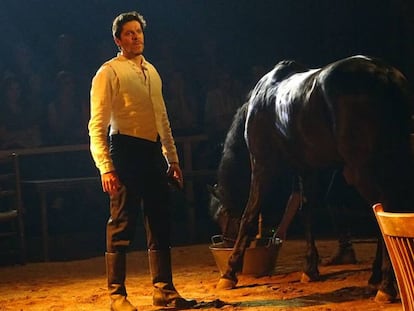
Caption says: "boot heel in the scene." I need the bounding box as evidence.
[148,249,197,308]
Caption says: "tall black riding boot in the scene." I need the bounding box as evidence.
[106,252,137,311]
[148,249,197,308]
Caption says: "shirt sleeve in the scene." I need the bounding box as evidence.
[157,95,180,164]
[148,64,180,164]
[88,65,117,175]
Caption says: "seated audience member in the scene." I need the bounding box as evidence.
[204,70,243,141]
[201,70,243,168]
[164,71,199,135]
[44,70,88,145]
[0,73,42,149]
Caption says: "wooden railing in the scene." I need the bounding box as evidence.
[0,135,214,176]
[0,135,216,261]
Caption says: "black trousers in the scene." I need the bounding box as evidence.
[106,134,171,252]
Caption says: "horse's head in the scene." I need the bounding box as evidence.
[207,183,241,245]
[207,184,221,218]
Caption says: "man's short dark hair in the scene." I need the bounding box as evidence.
[112,11,147,39]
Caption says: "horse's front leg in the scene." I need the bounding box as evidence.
[216,221,252,289]
[216,162,266,290]
[299,199,320,282]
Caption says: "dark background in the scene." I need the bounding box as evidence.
[1,0,413,80]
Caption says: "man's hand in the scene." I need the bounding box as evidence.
[167,162,184,189]
[101,171,121,196]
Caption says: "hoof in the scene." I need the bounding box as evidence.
[216,277,236,290]
[374,290,396,303]
[300,272,320,283]
[368,281,380,291]
[323,248,357,266]
[368,273,381,289]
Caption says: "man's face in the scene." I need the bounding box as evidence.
[114,20,144,59]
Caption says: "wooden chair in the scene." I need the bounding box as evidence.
[373,203,414,310]
[0,153,26,264]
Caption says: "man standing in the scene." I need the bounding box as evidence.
[89,11,196,311]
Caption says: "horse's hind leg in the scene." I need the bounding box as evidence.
[299,201,320,282]
[368,234,382,288]
[299,174,321,282]
[324,203,357,266]
[323,232,357,265]
[324,170,357,265]
[372,238,398,302]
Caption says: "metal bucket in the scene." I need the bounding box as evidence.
[209,235,282,277]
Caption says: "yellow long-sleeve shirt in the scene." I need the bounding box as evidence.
[88,54,179,175]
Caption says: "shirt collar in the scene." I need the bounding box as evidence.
[117,53,147,69]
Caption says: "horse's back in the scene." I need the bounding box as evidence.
[246,59,338,168]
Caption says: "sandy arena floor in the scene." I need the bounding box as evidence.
[0,239,403,311]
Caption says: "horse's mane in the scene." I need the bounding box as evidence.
[213,102,251,217]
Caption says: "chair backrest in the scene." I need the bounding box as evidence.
[0,153,26,264]
[373,203,414,311]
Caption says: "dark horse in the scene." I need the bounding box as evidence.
[216,55,414,302]
[209,101,358,281]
